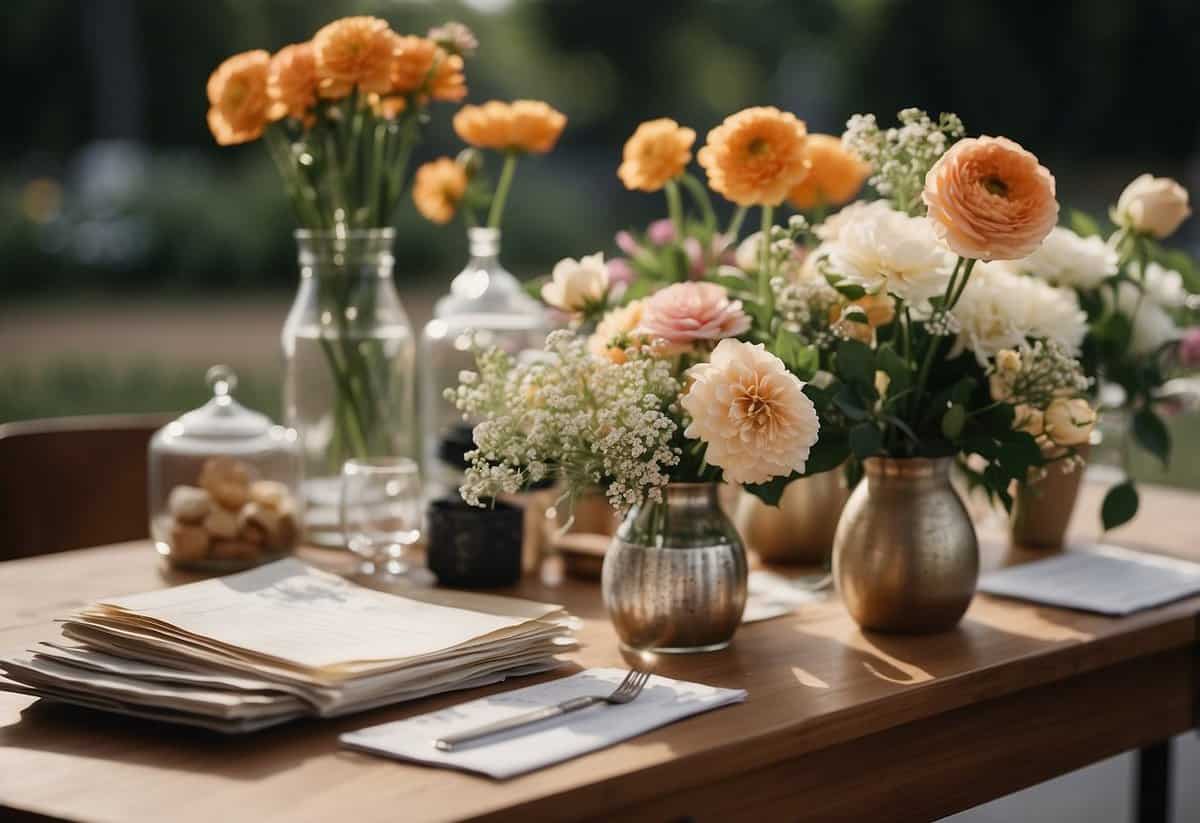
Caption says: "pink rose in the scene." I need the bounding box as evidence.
[639,282,751,345]
[1179,327,1200,368]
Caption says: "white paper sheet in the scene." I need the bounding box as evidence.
[340,667,747,778]
[978,544,1200,616]
[743,570,829,622]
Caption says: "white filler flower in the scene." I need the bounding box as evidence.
[681,339,820,485]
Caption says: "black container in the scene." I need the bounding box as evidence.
[426,497,524,588]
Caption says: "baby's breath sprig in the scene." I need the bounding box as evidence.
[842,108,965,215]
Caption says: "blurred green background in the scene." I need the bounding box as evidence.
[2,0,1199,485]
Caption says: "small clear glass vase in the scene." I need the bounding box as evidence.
[282,229,416,546]
[601,483,748,654]
[420,227,549,493]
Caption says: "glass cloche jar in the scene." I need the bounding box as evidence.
[148,366,302,572]
[420,227,549,488]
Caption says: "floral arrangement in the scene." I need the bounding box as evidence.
[206,16,475,230]
[412,100,567,228]
[1002,174,1200,526]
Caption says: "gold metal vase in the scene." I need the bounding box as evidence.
[833,457,978,633]
[734,469,849,565]
[1010,443,1090,550]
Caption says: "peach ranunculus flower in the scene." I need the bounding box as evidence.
[786,134,870,210]
[638,282,751,345]
[922,135,1059,261]
[267,43,318,124]
[697,107,810,206]
[617,118,696,192]
[206,50,271,146]
[681,339,820,485]
[388,36,467,102]
[412,157,468,224]
[588,299,648,362]
[1110,174,1191,239]
[454,101,566,154]
[313,16,394,99]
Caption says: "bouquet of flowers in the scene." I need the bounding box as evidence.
[1001,175,1200,527]
[206,16,474,230]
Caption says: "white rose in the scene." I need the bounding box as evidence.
[541,252,609,312]
[1043,397,1096,447]
[735,231,766,273]
[1110,174,1191,238]
[1010,226,1117,290]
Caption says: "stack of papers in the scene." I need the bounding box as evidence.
[0,559,575,733]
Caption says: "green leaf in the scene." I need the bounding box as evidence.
[835,339,875,387]
[849,422,883,459]
[711,273,753,295]
[803,433,851,475]
[826,276,866,300]
[1132,408,1171,467]
[834,384,869,420]
[941,404,966,440]
[772,328,819,377]
[1069,209,1103,239]
[743,473,794,507]
[950,377,977,406]
[1101,481,1140,531]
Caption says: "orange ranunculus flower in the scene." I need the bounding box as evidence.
[412,157,468,224]
[697,106,809,206]
[389,35,437,94]
[266,43,318,124]
[428,49,467,102]
[922,135,1059,261]
[313,16,394,100]
[508,100,566,154]
[617,118,696,192]
[454,100,566,154]
[206,50,271,146]
[370,94,408,119]
[786,134,869,210]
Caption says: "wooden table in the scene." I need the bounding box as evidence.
[1,481,1197,823]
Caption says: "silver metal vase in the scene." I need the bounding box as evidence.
[832,457,978,633]
[602,483,748,653]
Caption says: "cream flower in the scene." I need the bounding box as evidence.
[1107,262,1187,354]
[682,339,820,485]
[638,282,751,345]
[1111,174,1191,238]
[923,135,1059,261]
[588,299,647,361]
[541,253,609,312]
[814,199,896,243]
[1010,226,1117,290]
[823,204,953,304]
[1043,397,1096,447]
[950,262,1087,363]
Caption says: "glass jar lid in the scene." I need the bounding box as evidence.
[154,366,296,456]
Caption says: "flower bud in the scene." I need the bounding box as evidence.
[1043,397,1096,447]
[1111,174,1191,238]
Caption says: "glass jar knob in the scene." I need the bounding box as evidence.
[206,364,238,404]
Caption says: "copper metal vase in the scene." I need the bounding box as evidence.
[1010,443,1090,550]
[833,457,978,633]
[602,483,748,653]
[734,469,849,565]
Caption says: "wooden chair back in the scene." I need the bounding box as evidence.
[0,414,173,560]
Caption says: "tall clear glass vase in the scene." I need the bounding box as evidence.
[420,227,549,494]
[282,229,416,546]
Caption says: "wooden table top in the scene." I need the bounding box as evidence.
[1,479,1198,823]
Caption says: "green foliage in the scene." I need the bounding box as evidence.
[1101,481,1140,531]
[1132,408,1171,468]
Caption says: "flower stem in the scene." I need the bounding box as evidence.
[758,204,774,308]
[487,151,519,229]
[665,179,686,280]
[679,172,718,232]
[726,205,748,239]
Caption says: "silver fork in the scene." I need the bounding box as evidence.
[434,669,651,751]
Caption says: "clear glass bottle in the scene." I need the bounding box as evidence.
[282,229,416,546]
[420,227,548,491]
[148,366,302,572]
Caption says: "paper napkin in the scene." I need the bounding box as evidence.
[978,544,1200,616]
[340,668,746,778]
